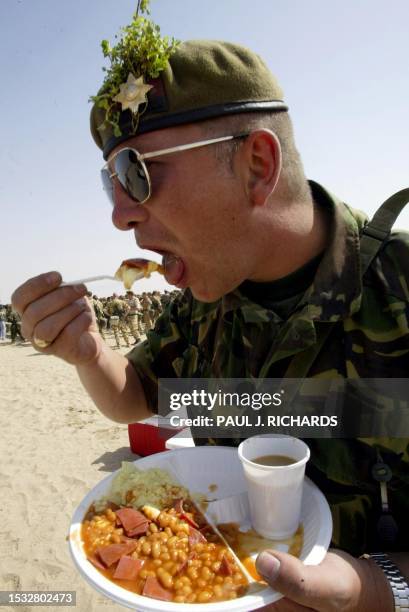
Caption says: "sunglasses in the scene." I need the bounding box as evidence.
[101,133,249,205]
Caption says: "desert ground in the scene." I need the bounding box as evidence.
[0,336,139,611]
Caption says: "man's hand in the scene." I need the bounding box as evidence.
[255,549,394,612]
[11,271,102,365]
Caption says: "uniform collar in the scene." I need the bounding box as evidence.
[221,180,368,323]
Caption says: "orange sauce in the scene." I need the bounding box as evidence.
[217,522,304,582]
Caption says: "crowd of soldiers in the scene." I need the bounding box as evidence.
[0,289,180,348]
[89,289,179,349]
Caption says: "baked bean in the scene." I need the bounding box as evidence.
[173,578,184,590]
[197,590,212,603]
[186,593,197,603]
[167,535,178,548]
[181,585,192,596]
[162,561,174,572]
[157,569,173,589]
[105,508,116,522]
[151,541,161,559]
[139,569,155,579]
[187,567,198,580]
[200,566,212,580]
[141,541,151,555]
[149,522,158,533]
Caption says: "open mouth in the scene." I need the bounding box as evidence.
[137,245,187,288]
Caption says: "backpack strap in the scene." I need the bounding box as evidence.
[360,188,409,275]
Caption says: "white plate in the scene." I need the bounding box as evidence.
[69,447,332,611]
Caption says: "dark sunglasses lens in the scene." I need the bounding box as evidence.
[101,168,114,205]
[115,149,150,202]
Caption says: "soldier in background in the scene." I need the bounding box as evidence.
[150,291,163,326]
[106,293,130,349]
[9,310,25,344]
[161,290,171,310]
[140,292,153,333]
[0,305,7,342]
[89,293,107,340]
[125,290,141,344]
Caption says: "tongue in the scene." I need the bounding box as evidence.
[163,254,185,286]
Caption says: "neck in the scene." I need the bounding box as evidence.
[249,194,330,282]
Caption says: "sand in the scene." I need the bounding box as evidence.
[0,337,140,611]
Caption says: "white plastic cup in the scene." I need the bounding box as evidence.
[238,434,310,539]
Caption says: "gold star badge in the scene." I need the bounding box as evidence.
[113,73,153,114]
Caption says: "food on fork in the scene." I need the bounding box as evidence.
[114,258,165,289]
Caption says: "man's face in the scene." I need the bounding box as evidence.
[109,123,257,302]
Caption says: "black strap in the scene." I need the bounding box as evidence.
[360,188,409,276]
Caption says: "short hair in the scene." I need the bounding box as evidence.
[199,111,310,203]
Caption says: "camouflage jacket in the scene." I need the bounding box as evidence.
[127,181,409,555]
[107,298,129,319]
[92,298,106,320]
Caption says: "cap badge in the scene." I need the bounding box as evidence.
[113,73,153,115]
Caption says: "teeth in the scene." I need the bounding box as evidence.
[163,253,179,269]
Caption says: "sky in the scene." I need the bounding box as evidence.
[1,0,409,304]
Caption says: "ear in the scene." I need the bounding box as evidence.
[240,129,282,206]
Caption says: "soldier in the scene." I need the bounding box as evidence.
[9,310,25,343]
[106,293,130,349]
[12,7,409,609]
[140,292,153,334]
[125,290,141,343]
[0,305,7,342]
[150,291,163,326]
[161,290,171,310]
[90,293,107,340]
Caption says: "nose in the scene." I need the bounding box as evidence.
[111,179,149,230]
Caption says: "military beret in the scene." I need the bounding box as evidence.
[90,40,288,160]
